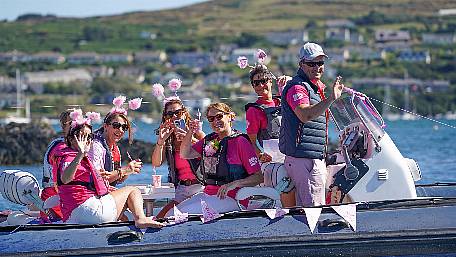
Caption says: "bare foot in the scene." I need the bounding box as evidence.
[135,217,164,229]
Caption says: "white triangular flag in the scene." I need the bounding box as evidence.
[200,200,222,223]
[303,207,322,233]
[331,204,357,231]
[173,206,188,224]
[265,207,289,219]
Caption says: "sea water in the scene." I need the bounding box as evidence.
[1,119,455,211]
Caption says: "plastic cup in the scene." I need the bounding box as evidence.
[152,175,162,188]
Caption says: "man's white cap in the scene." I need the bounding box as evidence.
[298,42,328,61]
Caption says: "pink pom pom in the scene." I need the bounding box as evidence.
[69,109,83,121]
[257,49,267,64]
[112,95,126,107]
[128,98,142,110]
[86,112,101,122]
[237,56,249,69]
[152,83,165,98]
[168,78,182,92]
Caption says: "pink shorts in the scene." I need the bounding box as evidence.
[284,156,327,207]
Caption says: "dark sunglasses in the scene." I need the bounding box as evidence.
[252,79,270,87]
[304,61,325,67]
[109,122,129,131]
[165,109,184,117]
[207,113,225,122]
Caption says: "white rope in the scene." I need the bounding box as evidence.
[369,97,456,129]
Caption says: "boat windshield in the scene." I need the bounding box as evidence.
[330,92,385,140]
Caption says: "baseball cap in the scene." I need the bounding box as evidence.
[298,42,328,61]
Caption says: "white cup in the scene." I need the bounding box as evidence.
[152,175,162,188]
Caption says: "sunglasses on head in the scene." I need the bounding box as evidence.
[207,113,226,122]
[109,122,129,131]
[252,79,270,87]
[304,61,325,67]
[165,109,184,117]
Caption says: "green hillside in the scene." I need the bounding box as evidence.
[1,0,455,53]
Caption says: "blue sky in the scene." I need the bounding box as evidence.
[0,0,209,21]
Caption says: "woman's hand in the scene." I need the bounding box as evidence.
[173,127,187,142]
[126,160,143,175]
[259,152,273,163]
[216,181,239,199]
[74,133,91,155]
[157,121,174,145]
[98,168,112,180]
[188,119,202,133]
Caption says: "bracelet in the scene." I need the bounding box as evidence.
[117,169,123,179]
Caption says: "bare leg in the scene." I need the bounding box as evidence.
[156,200,178,219]
[109,186,163,228]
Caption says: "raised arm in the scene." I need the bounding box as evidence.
[180,121,202,159]
[61,134,90,184]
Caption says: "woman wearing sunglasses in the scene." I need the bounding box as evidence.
[54,113,163,228]
[172,102,263,215]
[152,98,205,218]
[88,109,142,188]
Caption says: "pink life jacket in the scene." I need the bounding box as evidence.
[54,147,110,221]
[55,147,109,196]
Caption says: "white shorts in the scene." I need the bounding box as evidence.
[166,192,240,217]
[174,184,204,203]
[66,194,117,224]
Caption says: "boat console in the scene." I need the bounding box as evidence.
[327,89,421,203]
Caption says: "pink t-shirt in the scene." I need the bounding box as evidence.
[192,134,260,200]
[286,79,326,110]
[173,150,198,181]
[246,98,280,135]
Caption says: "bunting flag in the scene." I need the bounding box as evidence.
[172,206,189,224]
[200,200,222,223]
[265,207,289,219]
[331,204,357,231]
[303,207,322,234]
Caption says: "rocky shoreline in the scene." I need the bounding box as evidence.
[0,122,154,165]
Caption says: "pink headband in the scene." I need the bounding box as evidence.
[152,78,182,105]
[69,109,101,128]
[110,95,143,115]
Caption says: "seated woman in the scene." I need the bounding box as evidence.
[152,99,205,218]
[170,103,263,215]
[88,96,143,187]
[55,110,162,228]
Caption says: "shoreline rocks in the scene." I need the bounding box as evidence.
[0,122,154,165]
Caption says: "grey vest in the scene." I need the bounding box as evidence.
[244,96,281,147]
[279,68,326,159]
[93,128,122,186]
[164,139,200,186]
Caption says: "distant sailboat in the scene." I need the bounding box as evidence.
[1,69,31,124]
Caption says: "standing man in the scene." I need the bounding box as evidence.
[279,42,344,207]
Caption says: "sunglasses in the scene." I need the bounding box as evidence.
[165,109,184,117]
[207,113,225,122]
[109,122,129,131]
[252,79,270,87]
[304,61,325,67]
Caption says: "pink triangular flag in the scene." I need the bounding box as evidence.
[173,206,188,224]
[265,207,289,219]
[303,207,322,233]
[331,204,357,231]
[200,200,222,223]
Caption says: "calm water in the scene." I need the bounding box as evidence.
[1,119,455,211]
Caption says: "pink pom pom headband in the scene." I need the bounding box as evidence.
[109,95,143,116]
[237,49,276,80]
[69,109,101,128]
[152,78,183,105]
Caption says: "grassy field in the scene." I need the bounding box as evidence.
[1,0,455,53]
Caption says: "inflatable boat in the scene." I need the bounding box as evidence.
[1,89,455,256]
